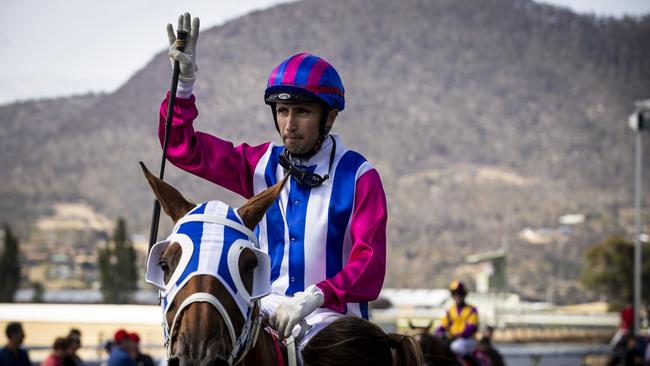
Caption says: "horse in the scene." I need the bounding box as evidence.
[409,320,505,366]
[141,162,289,365]
[409,321,459,366]
[140,162,424,366]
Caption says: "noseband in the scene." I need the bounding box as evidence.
[165,292,262,364]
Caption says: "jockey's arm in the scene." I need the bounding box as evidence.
[435,311,450,337]
[158,91,269,198]
[315,169,387,313]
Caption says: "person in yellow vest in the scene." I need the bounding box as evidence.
[435,281,479,355]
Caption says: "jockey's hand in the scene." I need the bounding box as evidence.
[167,12,199,83]
[270,285,324,339]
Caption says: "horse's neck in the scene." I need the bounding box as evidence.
[240,324,286,366]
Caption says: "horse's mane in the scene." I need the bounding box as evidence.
[302,317,423,366]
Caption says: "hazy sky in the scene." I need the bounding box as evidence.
[0,0,648,105]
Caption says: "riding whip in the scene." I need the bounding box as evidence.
[148,29,188,252]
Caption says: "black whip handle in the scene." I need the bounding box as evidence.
[148,30,189,252]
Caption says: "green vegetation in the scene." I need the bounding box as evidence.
[0,224,21,302]
[581,236,650,310]
[98,217,139,303]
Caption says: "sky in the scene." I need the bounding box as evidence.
[0,0,648,105]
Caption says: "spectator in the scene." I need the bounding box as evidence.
[108,330,135,366]
[624,335,644,366]
[0,322,31,366]
[66,329,83,366]
[128,333,153,366]
[99,340,113,366]
[42,337,71,366]
[612,299,634,348]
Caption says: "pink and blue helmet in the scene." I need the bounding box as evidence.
[264,53,345,112]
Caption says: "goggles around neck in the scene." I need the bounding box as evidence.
[279,136,336,188]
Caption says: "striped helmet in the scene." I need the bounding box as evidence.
[449,280,467,295]
[264,53,345,111]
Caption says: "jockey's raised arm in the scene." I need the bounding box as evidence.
[160,12,388,355]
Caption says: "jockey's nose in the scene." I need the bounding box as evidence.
[285,110,299,132]
[175,302,232,365]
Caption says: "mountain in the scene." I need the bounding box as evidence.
[1,0,649,302]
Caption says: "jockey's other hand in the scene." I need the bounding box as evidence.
[270,285,324,339]
[167,12,199,83]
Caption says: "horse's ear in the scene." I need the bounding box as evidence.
[140,162,195,223]
[238,175,289,230]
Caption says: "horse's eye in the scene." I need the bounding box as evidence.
[159,260,170,273]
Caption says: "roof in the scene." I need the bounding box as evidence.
[0,303,161,325]
[465,250,506,263]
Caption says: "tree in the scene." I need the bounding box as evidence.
[581,235,650,310]
[0,224,21,302]
[98,217,138,303]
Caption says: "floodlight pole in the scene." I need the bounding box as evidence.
[634,128,642,335]
[629,99,649,335]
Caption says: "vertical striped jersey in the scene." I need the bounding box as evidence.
[158,94,387,318]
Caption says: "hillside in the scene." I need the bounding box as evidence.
[1,0,649,302]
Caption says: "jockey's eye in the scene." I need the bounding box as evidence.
[158,260,170,273]
[276,106,289,115]
[295,107,311,115]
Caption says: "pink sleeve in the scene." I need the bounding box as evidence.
[316,169,387,312]
[159,92,270,198]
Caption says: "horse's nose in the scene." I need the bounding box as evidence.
[175,302,232,364]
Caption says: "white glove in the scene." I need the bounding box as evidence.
[270,285,324,339]
[167,12,200,84]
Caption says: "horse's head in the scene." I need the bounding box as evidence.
[140,162,287,365]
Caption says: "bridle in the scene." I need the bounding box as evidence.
[152,213,267,365]
[164,292,263,364]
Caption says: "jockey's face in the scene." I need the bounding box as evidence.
[276,102,337,154]
[452,293,465,305]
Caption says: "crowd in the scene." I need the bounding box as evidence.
[41,329,83,366]
[0,323,154,366]
[101,329,153,366]
[607,299,650,366]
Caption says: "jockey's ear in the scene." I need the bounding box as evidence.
[140,162,195,223]
[238,174,289,230]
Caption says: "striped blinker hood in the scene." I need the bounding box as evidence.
[145,201,271,362]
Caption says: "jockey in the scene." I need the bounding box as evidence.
[160,13,387,351]
[435,281,479,356]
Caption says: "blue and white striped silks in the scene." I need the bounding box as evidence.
[251,134,374,318]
